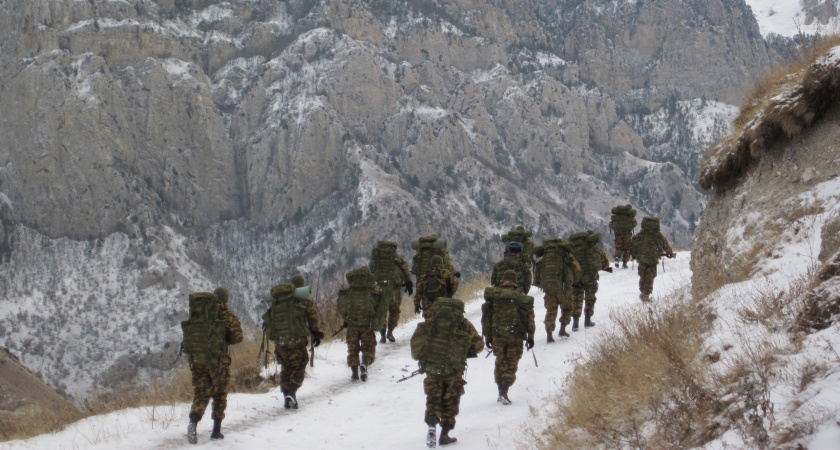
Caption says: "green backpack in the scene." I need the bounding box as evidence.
[482,287,534,340]
[535,239,575,291]
[632,217,664,264]
[370,241,403,286]
[338,267,386,329]
[502,229,534,265]
[410,235,448,278]
[181,292,228,367]
[568,232,602,284]
[610,205,637,234]
[410,298,471,375]
[420,268,450,303]
[262,284,310,346]
[493,257,529,292]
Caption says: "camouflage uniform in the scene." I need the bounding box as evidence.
[189,293,243,423]
[415,262,459,320]
[571,245,610,319]
[614,233,634,265]
[543,260,581,332]
[491,254,532,294]
[423,318,484,430]
[485,280,536,392]
[274,276,322,396]
[346,324,378,367]
[637,235,673,298]
[370,251,411,337]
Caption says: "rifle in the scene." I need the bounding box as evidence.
[397,369,422,383]
[331,324,347,338]
[257,332,270,369]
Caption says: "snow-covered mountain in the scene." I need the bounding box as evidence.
[747,0,840,38]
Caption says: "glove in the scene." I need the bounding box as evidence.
[667,253,677,259]
[312,331,324,348]
[414,304,421,314]
[604,267,613,273]
[525,338,534,350]
[403,280,414,296]
[342,322,348,328]
[467,352,478,359]
[485,338,493,349]
[454,271,461,278]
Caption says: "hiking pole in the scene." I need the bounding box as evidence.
[309,341,315,368]
[397,369,422,382]
[331,324,347,338]
[485,349,493,359]
[531,348,539,368]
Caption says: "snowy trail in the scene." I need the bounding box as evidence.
[4,254,691,450]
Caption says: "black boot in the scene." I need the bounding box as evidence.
[351,366,359,380]
[584,315,595,327]
[387,326,396,342]
[558,324,570,337]
[546,328,555,343]
[497,384,511,405]
[379,330,387,343]
[210,418,224,440]
[187,413,199,444]
[285,391,298,410]
[360,357,369,382]
[622,261,628,269]
[439,426,457,446]
[614,261,619,268]
[572,316,580,332]
[283,390,291,409]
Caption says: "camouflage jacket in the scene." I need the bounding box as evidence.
[301,297,322,335]
[414,264,459,309]
[462,318,485,358]
[370,251,412,286]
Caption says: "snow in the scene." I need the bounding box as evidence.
[3,255,692,449]
[746,0,840,38]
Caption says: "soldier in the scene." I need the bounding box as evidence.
[568,231,612,330]
[491,241,532,294]
[182,287,243,444]
[262,275,324,410]
[411,235,458,286]
[337,267,387,381]
[534,239,581,342]
[502,226,536,270]
[414,255,459,319]
[610,204,638,268]
[369,241,414,343]
[482,271,535,405]
[410,297,484,447]
[630,217,675,302]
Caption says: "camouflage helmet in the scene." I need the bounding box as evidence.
[501,270,517,285]
[431,255,444,267]
[291,274,307,288]
[516,225,525,231]
[214,287,230,304]
[508,241,523,254]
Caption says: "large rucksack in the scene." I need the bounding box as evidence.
[502,229,534,265]
[181,292,228,367]
[410,298,471,375]
[632,217,664,264]
[411,235,448,278]
[262,283,310,346]
[535,239,575,291]
[568,232,603,284]
[338,267,386,329]
[370,241,403,286]
[494,257,528,292]
[482,287,534,340]
[420,268,450,303]
[610,205,637,234]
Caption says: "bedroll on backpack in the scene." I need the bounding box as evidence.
[611,205,637,217]
[569,233,602,284]
[482,288,533,340]
[370,241,403,285]
[181,292,228,367]
[338,287,377,327]
[263,284,310,346]
[410,298,470,375]
[537,240,575,291]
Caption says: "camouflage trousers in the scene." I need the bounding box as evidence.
[572,283,599,318]
[190,357,231,421]
[544,289,574,331]
[274,342,309,394]
[380,286,403,332]
[614,233,633,264]
[424,373,466,429]
[492,337,524,387]
[638,262,658,296]
[346,325,376,367]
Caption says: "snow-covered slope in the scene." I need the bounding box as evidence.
[747,0,840,37]
[1,255,691,449]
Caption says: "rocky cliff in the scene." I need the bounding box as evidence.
[0,0,775,397]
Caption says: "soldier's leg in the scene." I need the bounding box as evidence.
[571,287,584,318]
[190,366,212,421]
[439,375,465,431]
[584,284,599,318]
[389,288,402,330]
[497,339,523,388]
[288,342,309,392]
[360,326,377,365]
[209,361,231,421]
[274,345,292,394]
[543,291,559,332]
[558,291,574,337]
[620,235,632,265]
[643,263,657,296]
[424,374,443,427]
[346,326,362,367]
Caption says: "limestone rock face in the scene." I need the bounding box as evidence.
[0,0,776,396]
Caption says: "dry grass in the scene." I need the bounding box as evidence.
[700,34,840,191]
[535,291,718,449]
[0,405,84,442]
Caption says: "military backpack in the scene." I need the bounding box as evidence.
[338,267,386,329]
[370,241,404,286]
[410,235,448,278]
[181,292,228,367]
[493,257,529,292]
[410,298,471,375]
[262,283,310,346]
[632,217,665,264]
[482,287,534,340]
[610,205,637,234]
[420,268,450,303]
[535,239,575,291]
[568,232,603,284]
[502,229,534,265]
